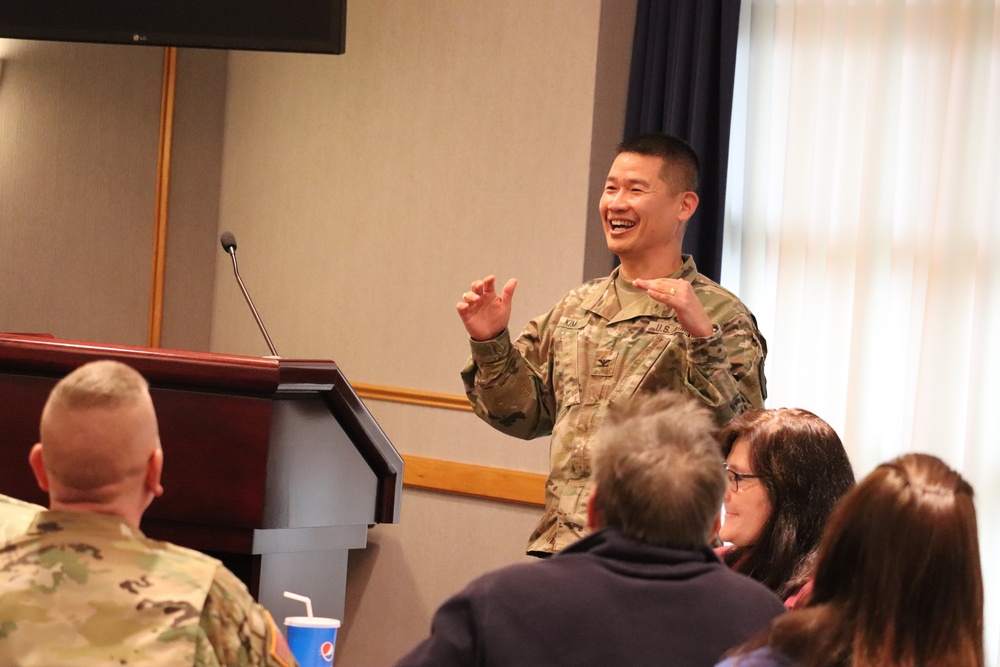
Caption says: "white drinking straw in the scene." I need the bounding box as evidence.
[283,591,314,617]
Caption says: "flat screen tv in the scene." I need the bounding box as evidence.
[0,0,347,55]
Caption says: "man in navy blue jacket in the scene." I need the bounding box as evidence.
[393,391,785,667]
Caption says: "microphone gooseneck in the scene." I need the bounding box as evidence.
[219,231,279,357]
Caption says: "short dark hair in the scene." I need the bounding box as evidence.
[729,454,984,667]
[718,408,855,599]
[592,391,725,549]
[617,133,700,193]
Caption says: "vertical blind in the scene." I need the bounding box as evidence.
[724,1,1000,661]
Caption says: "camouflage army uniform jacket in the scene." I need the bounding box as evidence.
[0,494,43,543]
[461,255,767,554]
[0,511,296,667]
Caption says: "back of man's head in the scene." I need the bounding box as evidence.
[36,360,161,508]
[617,133,700,194]
[591,391,724,549]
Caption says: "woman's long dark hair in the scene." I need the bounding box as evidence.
[728,453,984,667]
[719,408,854,599]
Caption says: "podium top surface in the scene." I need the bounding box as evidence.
[0,333,338,394]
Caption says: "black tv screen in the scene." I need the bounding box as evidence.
[0,0,346,55]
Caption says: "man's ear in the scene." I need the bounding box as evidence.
[587,487,605,532]
[678,191,699,222]
[28,443,50,492]
[708,513,722,543]
[145,447,164,499]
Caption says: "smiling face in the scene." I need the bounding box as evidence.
[599,152,697,275]
[720,437,772,547]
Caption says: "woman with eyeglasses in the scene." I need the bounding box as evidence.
[717,408,854,608]
[716,453,983,667]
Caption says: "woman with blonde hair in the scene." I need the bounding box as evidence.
[717,453,984,667]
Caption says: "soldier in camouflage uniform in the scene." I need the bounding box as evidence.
[0,493,43,543]
[458,133,767,555]
[0,360,297,667]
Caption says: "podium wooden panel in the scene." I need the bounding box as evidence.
[0,333,402,621]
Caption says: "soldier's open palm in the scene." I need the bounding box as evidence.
[457,275,518,342]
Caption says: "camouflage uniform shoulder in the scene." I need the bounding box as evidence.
[515,273,614,340]
[198,566,298,667]
[682,263,757,321]
[562,273,614,303]
[0,494,44,543]
[160,538,223,567]
[0,511,223,666]
[548,273,616,317]
[0,494,44,513]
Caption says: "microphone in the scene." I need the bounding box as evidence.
[219,231,279,357]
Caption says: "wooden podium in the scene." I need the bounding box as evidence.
[0,333,402,621]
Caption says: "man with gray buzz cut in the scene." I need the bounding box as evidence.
[393,391,785,667]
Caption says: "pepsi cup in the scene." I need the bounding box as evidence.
[284,616,340,667]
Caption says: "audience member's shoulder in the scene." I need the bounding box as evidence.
[447,552,576,605]
[717,565,781,597]
[716,646,796,667]
[206,564,255,605]
[201,566,296,667]
[710,563,786,612]
[0,494,44,542]
[161,539,225,570]
[0,493,43,513]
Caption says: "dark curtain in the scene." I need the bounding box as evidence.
[624,0,742,282]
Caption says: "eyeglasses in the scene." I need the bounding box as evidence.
[724,464,763,492]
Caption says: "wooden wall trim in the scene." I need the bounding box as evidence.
[353,384,544,506]
[148,46,178,348]
[402,454,546,507]
[352,382,472,412]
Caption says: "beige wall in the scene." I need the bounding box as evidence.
[161,48,229,352]
[0,41,227,350]
[212,3,634,662]
[0,1,635,664]
[0,39,161,344]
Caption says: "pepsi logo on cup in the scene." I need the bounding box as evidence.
[320,641,335,662]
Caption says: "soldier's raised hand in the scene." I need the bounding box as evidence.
[633,278,714,338]
[457,275,518,342]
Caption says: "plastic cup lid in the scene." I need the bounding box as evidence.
[284,616,341,628]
